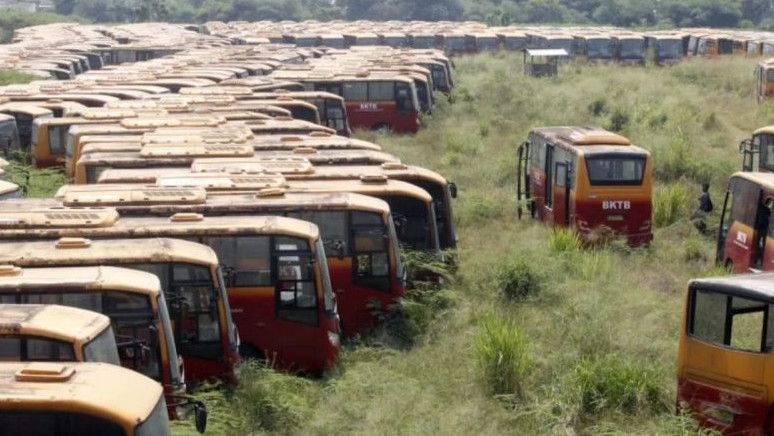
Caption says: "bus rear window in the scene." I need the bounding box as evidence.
[690,288,774,353]
[585,155,645,186]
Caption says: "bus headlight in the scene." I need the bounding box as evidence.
[328,331,340,347]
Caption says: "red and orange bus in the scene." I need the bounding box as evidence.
[270,71,421,133]
[716,172,774,273]
[517,127,653,245]
[0,207,340,373]
[677,272,774,434]
[50,185,405,337]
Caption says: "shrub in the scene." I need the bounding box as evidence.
[572,355,667,416]
[497,255,542,301]
[588,98,608,116]
[548,228,581,252]
[653,184,688,227]
[474,313,532,397]
[683,237,707,262]
[607,108,630,132]
[232,361,318,432]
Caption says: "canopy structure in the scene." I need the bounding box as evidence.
[523,49,568,77]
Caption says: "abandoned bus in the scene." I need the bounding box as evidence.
[153,174,440,252]
[715,172,774,273]
[0,103,53,151]
[677,272,774,434]
[0,265,185,417]
[75,148,400,184]
[0,304,120,365]
[30,109,139,167]
[53,186,404,337]
[0,362,174,436]
[271,71,421,133]
[0,114,20,158]
[517,127,653,246]
[0,236,239,384]
[249,91,351,136]
[756,59,774,102]
[0,208,340,373]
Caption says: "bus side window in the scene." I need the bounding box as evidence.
[369,82,393,102]
[761,135,774,171]
[343,82,367,101]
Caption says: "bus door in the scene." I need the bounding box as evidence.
[516,141,530,219]
[553,161,572,227]
[543,144,554,222]
[718,179,770,272]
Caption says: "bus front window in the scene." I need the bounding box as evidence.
[395,82,416,113]
[0,411,125,436]
[585,154,646,186]
[83,326,121,365]
[275,237,318,325]
[0,336,75,361]
[49,126,65,155]
[758,134,774,171]
[16,291,163,381]
[131,263,222,360]
[352,211,391,292]
[690,288,774,352]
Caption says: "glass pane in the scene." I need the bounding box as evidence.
[354,227,386,252]
[83,327,121,365]
[206,236,271,286]
[368,82,394,101]
[27,338,74,361]
[585,155,645,185]
[287,211,348,256]
[692,290,727,345]
[342,82,367,101]
[0,337,20,361]
[731,310,764,351]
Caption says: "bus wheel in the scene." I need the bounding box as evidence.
[239,343,265,362]
[373,123,391,134]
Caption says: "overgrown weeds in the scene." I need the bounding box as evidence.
[548,228,581,252]
[474,313,532,398]
[496,254,542,301]
[654,184,688,227]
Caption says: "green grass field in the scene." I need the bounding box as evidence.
[7,53,761,434]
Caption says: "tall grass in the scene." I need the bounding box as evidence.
[473,313,532,397]
[150,53,760,434]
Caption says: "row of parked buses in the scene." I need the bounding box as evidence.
[0,21,461,435]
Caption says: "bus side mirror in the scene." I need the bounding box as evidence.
[449,182,457,199]
[195,402,208,434]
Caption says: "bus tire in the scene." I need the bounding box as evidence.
[239,343,265,362]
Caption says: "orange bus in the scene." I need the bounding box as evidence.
[0,304,120,365]
[0,264,185,418]
[75,148,400,184]
[756,59,774,102]
[0,103,53,151]
[0,208,340,373]
[0,236,240,384]
[52,186,404,337]
[517,127,653,245]
[249,91,351,136]
[715,172,774,273]
[0,362,178,435]
[677,272,774,434]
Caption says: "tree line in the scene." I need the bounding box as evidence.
[28,0,774,30]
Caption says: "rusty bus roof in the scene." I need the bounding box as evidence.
[0,265,160,296]
[282,178,432,201]
[0,181,19,197]
[0,103,53,117]
[50,189,389,215]
[0,361,163,430]
[245,117,335,134]
[689,272,774,301]
[0,207,319,240]
[0,237,218,267]
[753,125,774,135]
[78,148,398,170]
[249,90,344,101]
[530,126,649,155]
[0,304,111,345]
[731,171,774,191]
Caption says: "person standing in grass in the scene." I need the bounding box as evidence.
[692,182,713,234]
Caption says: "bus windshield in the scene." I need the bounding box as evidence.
[130,263,222,359]
[658,40,682,58]
[587,39,612,58]
[757,134,774,171]
[0,336,75,361]
[585,154,645,186]
[0,411,125,436]
[135,397,172,436]
[83,326,121,365]
[0,291,163,381]
[689,288,774,353]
